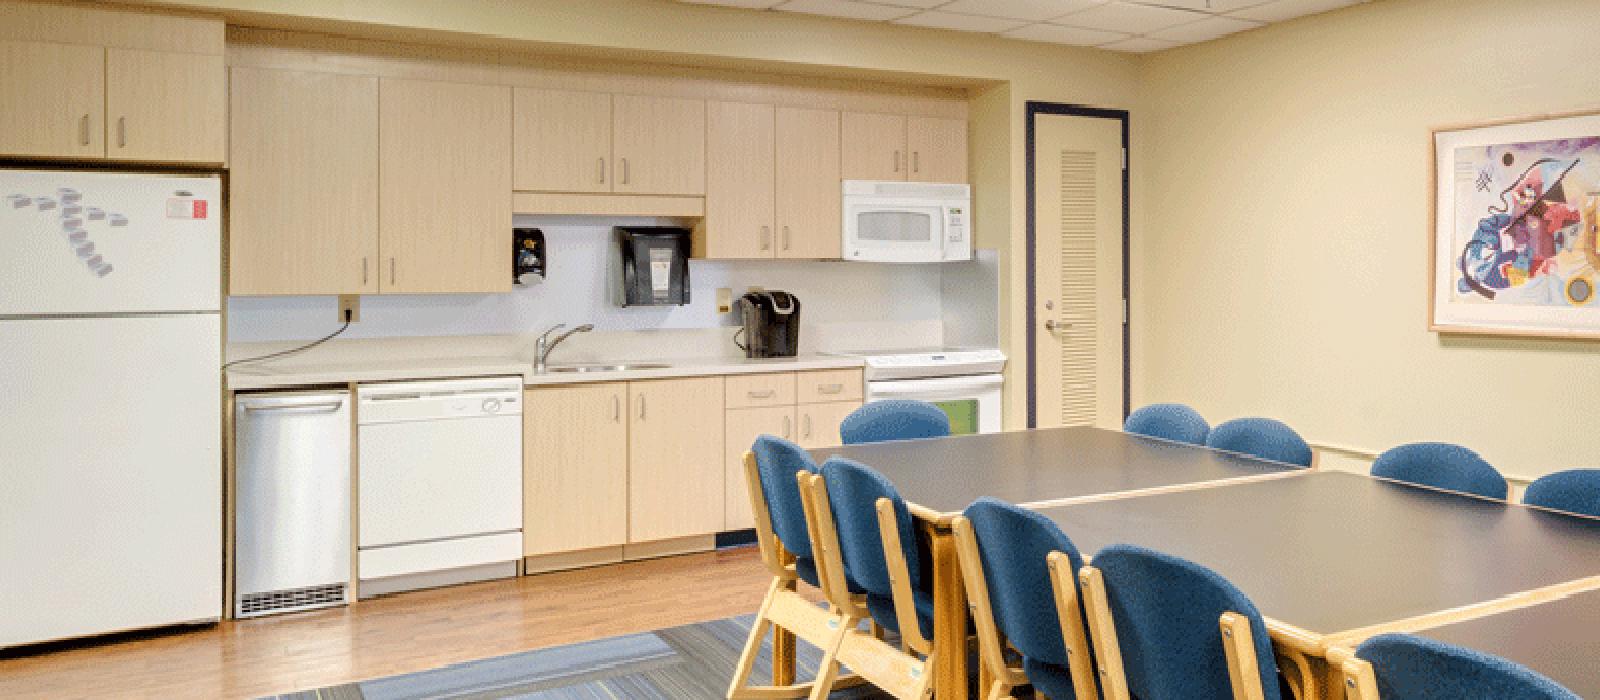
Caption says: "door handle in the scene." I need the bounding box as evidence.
[116,117,126,149]
[782,415,792,439]
[362,257,369,285]
[1045,319,1072,332]
[598,157,606,184]
[242,401,344,414]
[79,114,90,146]
[893,150,901,173]
[638,394,646,420]
[803,414,813,439]
[782,226,791,251]
[760,226,771,251]
[621,158,630,185]
[613,394,621,422]
[390,257,396,285]
[913,151,920,173]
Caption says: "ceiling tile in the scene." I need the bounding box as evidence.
[1097,36,1183,52]
[1053,1,1206,33]
[892,10,1031,32]
[1001,22,1129,45]
[1145,15,1262,41]
[938,0,1107,22]
[874,0,950,8]
[775,0,916,21]
[678,0,786,8]
[1131,0,1272,11]
[1228,0,1361,22]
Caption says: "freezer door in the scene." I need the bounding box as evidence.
[0,315,222,647]
[0,169,220,315]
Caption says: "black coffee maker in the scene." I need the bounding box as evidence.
[735,291,801,358]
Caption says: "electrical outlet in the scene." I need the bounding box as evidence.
[716,287,732,314]
[337,295,360,323]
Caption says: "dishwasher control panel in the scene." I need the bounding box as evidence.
[357,377,523,424]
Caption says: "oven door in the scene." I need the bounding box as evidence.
[843,201,946,263]
[865,374,1004,434]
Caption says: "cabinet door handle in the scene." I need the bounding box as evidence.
[803,414,812,439]
[621,158,630,185]
[782,225,791,251]
[116,117,126,148]
[913,151,920,174]
[638,394,646,420]
[892,150,900,173]
[817,383,843,395]
[783,415,792,439]
[613,394,621,422]
[389,257,396,285]
[760,225,770,251]
[747,389,775,399]
[598,157,606,184]
[79,114,90,146]
[362,257,369,285]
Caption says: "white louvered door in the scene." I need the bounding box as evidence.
[1033,114,1124,429]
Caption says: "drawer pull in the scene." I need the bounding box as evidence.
[747,389,776,399]
[817,383,844,395]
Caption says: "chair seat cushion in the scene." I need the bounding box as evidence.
[865,588,936,641]
[1023,657,1078,699]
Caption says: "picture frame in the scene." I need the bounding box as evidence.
[1430,111,1600,340]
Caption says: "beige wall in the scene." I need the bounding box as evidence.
[1135,0,1600,481]
[131,0,1144,429]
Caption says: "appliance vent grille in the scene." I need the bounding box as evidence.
[238,583,347,618]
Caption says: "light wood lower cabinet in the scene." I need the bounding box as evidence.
[797,399,863,450]
[628,377,725,543]
[722,368,863,530]
[524,383,630,557]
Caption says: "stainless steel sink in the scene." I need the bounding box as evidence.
[545,363,671,374]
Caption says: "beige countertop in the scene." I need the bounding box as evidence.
[225,335,863,391]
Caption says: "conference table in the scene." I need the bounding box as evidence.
[810,426,1307,700]
[810,427,1600,700]
[1325,587,1600,697]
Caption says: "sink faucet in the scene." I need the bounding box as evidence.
[535,323,594,373]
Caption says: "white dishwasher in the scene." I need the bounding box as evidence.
[357,377,523,596]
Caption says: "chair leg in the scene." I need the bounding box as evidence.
[773,626,796,687]
[806,615,858,700]
[728,580,781,699]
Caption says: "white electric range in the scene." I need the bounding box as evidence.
[831,347,1006,434]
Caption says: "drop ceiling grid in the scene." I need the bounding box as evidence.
[677,0,1371,52]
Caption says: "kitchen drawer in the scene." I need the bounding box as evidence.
[797,369,862,404]
[725,372,796,408]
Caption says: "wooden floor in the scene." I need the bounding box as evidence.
[0,547,772,699]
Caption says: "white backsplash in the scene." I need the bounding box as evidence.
[227,215,998,357]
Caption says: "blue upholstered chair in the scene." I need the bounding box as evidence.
[1205,417,1314,467]
[797,457,939,699]
[1123,403,1210,446]
[1340,633,1579,700]
[1079,544,1286,700]
[839,399,951,445]
[1523,469,1600,518]
[1369,442,1507,500]
[728,436,866,699]
[954,497,1096,700]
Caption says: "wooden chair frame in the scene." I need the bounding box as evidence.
[727,451,865,700]
[798,471,937,700]
[1078,564,1275,700]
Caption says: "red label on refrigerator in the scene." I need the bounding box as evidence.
[166,198,209,219]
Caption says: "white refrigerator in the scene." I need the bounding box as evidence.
[0,169,222,648]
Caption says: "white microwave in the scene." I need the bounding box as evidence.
[842,180,971,263]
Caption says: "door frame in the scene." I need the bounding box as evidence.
[1024,102,1131,429]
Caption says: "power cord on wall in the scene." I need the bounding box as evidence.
[222,309,353,370]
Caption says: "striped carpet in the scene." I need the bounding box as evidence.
[264,614,901,699]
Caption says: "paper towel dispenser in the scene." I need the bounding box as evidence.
[615,226,691,307]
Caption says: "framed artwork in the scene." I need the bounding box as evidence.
[1431,112,1600,339]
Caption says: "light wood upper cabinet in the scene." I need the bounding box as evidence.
[724,405,794,531]
[379,78,512,294]
[613,94,705,196]
[797,400,862,450]
[703,101,776,259]
[229,67,379,296]
[628,377,724,543]
[841,111,907,181]
[0,41,103,159]
[105,48,224,163]
[513,88,611,193]
[907,116,968,183]
[524,384,629,557]
[777,107,842,259]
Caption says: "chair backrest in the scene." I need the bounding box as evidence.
[751,434,821,559]
[1370,442,1507,500]
[1523,469,1600,518]
[1123,403,1210,446]
[962,497,1083,667]
[819,457,921,597]
[1205,417,1313,467]
[1091,544,1281,700]
[839,399,951,445]
[1355,634,1579,700]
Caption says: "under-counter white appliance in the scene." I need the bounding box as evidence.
[842,180,971,263]
[234,391,352,618]
[840,348,1005,435]
[0,168,222,648]
[357,378,523,595]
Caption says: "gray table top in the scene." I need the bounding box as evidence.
[808,427,1302,520]
[1035,470,1600,638]
[1395,588,1600,698]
